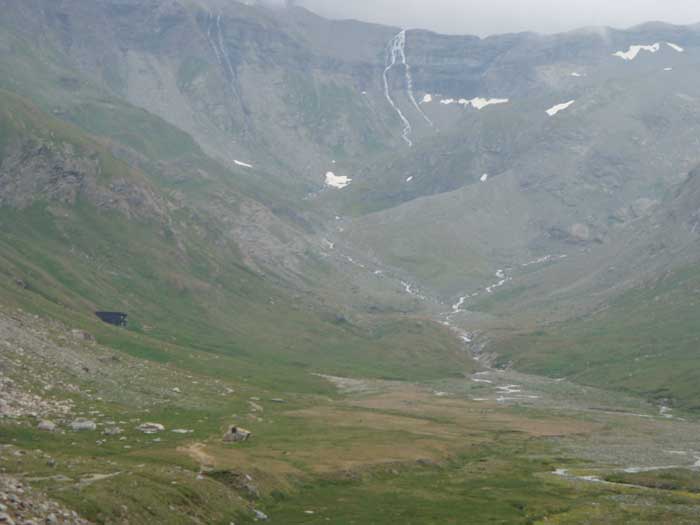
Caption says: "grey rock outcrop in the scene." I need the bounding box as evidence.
[36,420,56,432]
[70,418,96,431]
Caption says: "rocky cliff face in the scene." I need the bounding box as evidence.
[0,137,167,219]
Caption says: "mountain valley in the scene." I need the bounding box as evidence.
[2,1,700,523]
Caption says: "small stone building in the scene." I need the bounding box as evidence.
[223,425,251,443]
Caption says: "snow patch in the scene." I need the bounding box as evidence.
[470,97,510,110]
[664,67,673,71]
[234,160,253,168]
[406,176,414,182]
[546,100,575,116]
[325,172,352,189]
[440,97,509,110]
[667,42,684,53]
[613,43,660,61]
[421,94,433,104]
[480,173,489,182]
[571,72,582,77]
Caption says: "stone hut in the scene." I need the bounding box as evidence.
[223,425,251,443]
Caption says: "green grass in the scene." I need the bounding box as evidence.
[236,440,614,524]
[491,263,700,409]
[606,469,700,493]
[0,89,472,395]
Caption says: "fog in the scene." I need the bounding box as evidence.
[289,0,700,36]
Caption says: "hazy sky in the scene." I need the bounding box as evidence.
[293,0,700,36]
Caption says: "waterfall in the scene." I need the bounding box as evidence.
[382,29,434,147]
[383,30,414,146]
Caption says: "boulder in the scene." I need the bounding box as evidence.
[253,509,268,521]
[223,426,251,443]
[70,418,96,431]
[103,426,123,436]
[37,420,57,432]
[70,329,95,342]
[137,422,165,434]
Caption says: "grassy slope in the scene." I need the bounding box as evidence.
[491,263,700,409]
[0,89,473,391]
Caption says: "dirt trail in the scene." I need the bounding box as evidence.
[179,442,216,468]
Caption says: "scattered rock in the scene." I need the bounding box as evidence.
[136,423,165,434]
[569,223,591,242]
[37,420,57,432]
[248,401,263,412]
[70,419,96,431]
[222,426,251,443]
[0,473,90,524]
[252,509,268,521]
[70,329,94,342]
[103,427,123,436]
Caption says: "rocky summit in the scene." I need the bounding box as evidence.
[2,1,700,523]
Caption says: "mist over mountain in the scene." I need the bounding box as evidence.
[296,0,700,36]
[2,1,700,523]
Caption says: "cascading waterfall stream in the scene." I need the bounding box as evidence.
[206,13,223,70]
[216,14,238,83]
[395,33,434,129]
[383,29,434,147]
[204,11,250,139]
[383,30,414,146]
